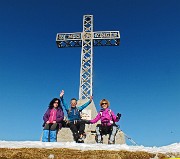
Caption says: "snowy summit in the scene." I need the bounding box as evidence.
[0,141,180,155]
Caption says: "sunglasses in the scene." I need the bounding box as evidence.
[54,102,59,104]
[101,103,107,105]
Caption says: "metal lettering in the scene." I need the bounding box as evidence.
[57,33,81,40]
[57,34,64,40]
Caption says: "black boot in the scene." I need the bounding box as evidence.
[77,133,86,143]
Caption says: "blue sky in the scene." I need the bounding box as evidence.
[0,0,179,146]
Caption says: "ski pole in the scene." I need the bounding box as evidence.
[117,125,138,146]
[123,132,138,146]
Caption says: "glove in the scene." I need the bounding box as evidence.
[83,120,91,124]
[116,113,121,120]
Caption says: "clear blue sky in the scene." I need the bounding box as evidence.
[0,0,179,147]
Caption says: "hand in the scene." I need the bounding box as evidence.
[60,90,64,98]
[90,96,93,102]
[116,113,121,119]
[53,121,56,123]
[84,120,91,124]
[46,121,50,124]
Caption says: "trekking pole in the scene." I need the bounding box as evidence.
[117,125,138,146]
[123,131,138,146]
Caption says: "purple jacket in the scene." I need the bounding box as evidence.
[43,108,64,129]
[90,108,119,126]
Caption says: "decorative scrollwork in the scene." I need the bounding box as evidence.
[82,32,92,39]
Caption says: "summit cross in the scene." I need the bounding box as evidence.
[56,15,120,99]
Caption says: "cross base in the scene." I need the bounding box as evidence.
[57,127,125,144]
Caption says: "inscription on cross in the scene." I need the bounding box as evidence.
[56,15,120,99]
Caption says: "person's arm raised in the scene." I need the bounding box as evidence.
[59,90,69,111]
[78,96,93,111]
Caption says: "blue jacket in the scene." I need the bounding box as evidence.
[60,97,91,122]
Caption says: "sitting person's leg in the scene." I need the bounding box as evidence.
[68,122,79,142]
[42,124,51,142]
[95,124,103,143]
[49,123,58,142]
[108,124,118,144]
[42,130,49,142]
[77,120,86,142]
[78,120,85,136]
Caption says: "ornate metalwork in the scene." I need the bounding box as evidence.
[56,15,120,99]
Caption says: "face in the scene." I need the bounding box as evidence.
[53,100,59,108]
[70,99,77,107]
[101,101,108,109]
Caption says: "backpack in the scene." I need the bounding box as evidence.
[99,109,112,117]
[99,109,114,124]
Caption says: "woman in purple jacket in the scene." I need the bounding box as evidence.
[42,98,64,142]
[86,99,121,144]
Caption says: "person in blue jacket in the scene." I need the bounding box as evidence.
[60,90,92,143]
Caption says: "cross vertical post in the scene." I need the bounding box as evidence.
[79,15,93,99]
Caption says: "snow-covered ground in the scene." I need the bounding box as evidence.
[0,141,180,155]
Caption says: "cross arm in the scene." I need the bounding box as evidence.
[93,31,120,46]
[56,32,82,48]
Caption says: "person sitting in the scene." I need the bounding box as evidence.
[85,99,121,144]
[42,98,64,142]
[60,90,92,143]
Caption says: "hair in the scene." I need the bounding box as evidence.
[48,98,62,109]
[70,98,77,102]
[100,99,110,107]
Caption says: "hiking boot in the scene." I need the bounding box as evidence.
[95,135,103,143]
[77,134,85,143]
[82,133,86,140]
[108,140,115,144]
[77,138,84,143]
[97,140,103,144]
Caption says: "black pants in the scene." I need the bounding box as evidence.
[68,120,85,141]
[44,123,58,131]
[95,124,118,143]
[96,124,113,135]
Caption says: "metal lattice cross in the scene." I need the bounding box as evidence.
[56,15,120,99]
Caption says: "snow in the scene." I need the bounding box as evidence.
[0,141,180,154]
